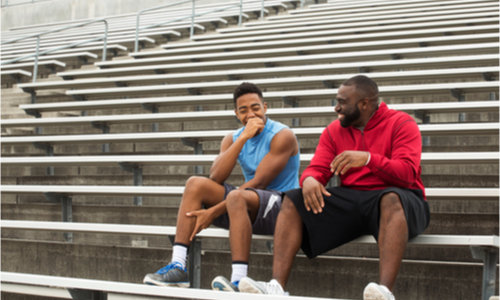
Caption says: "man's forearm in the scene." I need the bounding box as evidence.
[210,136,248,183]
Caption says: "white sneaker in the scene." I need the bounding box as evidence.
[239,277,289,295]
[363,282,395,300]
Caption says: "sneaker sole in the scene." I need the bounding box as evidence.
[363,285,388,300]
[211,276,237,292]
[143,275,190,288]
[239,278,264,294]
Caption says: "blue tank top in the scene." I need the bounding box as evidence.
[233,118,300,192]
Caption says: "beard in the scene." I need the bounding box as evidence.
[340,104,361,128]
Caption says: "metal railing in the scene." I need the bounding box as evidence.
[1,18,109,83]
[135,0,246,52]
[1,0,51,7]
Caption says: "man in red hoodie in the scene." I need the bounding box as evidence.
[239,75,430,300]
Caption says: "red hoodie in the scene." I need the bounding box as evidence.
[300,102,426,199]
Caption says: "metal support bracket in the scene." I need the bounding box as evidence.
[68,288,107,300]
[25,109,41,118]
[77,56,88,65]
[182,138,203,174]
[44,193,73,242]
[390,54,401,60]
[264,62,275,68]
[222,48,233,52]
[482,72,495,81]
[9,73,22,83]
[153,69,165,74]
[190,58,200,62]
[266,241,274,253]
[91,122,110,152]
[449,89,466,122]
[62,76,74,80]
[282,97,300,127]
[418,42,428,47]
[44,65,57,74]
[414,110,430,146]
[167,235,175,246]
[471,246,499,300]
[33,142,54,175]
[227,74,239,80]
[141,103,159,132]
[327,40,336,44]
[115,81,128,87]
[118,162,143,206]
[72,95,86,101]
[188,239,202,289]
[322,80,336,89]
[296,50,307,55]
[443,32,452,36]
[358,67,370,73]
[449,89,464,100]
[161,34,172,42]
[210,21,220,29]
[187,88,201,95]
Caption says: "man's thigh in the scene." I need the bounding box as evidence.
[246,188,283,235]
[285,187,368,258]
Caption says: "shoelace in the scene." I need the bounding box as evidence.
[157,262,183,275]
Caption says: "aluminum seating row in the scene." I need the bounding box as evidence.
[244,0,497,27]
[59,67,499,99]
[2,123,497,146]
[8,82,498,117]
[195,11,498,41]
[133,30,499,58]
[51,54,498,81]
[1,44,128,61]
[158,17,499,49]
[2,152,498,167]
[94,42,500,70]
[18,54,499,92]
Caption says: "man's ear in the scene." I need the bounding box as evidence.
[263,101,268,113]
[359,97,370,110]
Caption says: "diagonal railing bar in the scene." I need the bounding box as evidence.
[135,0,247,52]
[1,18,109,83]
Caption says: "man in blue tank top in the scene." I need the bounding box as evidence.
[144,82,300,292]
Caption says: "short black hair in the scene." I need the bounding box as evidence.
[341,75,379,100]
[233,82,263,106]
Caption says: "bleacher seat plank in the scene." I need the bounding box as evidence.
[2,123,497,145]
[1,152,498,167]
[205,12,498,39]
[1,185,498,200]
[64,67,499,98]
[0,271,349,300]
[0,52,98,64]
[0,60,66,72]
[1,45,128,60]
[136,32,499,58]
[19,65,498,94]
[0,70,32,82]
[58,51,499,79]
[245,1,499,27]
[95,42,499,68]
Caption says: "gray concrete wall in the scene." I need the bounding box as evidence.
[1,0,228,30]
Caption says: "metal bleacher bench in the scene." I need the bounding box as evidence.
[95,41,500,69]
[18,66,499,94]
[0,69,32,84]
[1,219,498,298]
[0,60,66,74]
[42,67,498,98]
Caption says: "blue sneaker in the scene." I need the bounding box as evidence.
[143,262,189,288]
[211,275,239,292]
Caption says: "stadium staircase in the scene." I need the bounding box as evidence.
[1,0,499,299]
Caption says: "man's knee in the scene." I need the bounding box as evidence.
[280,196,298,215]
[226,189,247,212]
[380,192,404,216]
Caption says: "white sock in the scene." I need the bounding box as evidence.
[231,262,248,283]
[171,244,188,269]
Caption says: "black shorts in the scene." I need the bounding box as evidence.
[211,183,284,235]
[285,187,430,259]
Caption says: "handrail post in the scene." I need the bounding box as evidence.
[301,0,304,9]
[261,0,265,21]
[32,36,40,83]
[239,0,243,26]
[135,12,141,53]
[102,20,108,62]
[190,0,195,41]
